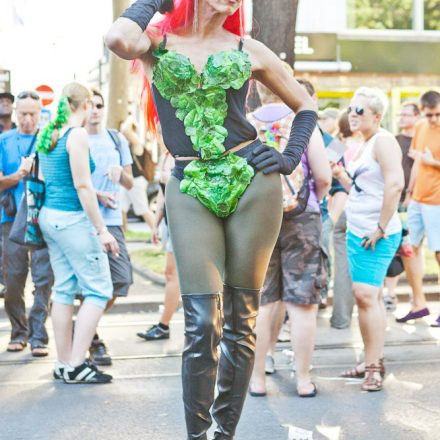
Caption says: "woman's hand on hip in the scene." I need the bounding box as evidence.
[361,228,385,252]
[249,145,294,175]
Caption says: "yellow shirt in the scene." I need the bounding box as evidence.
[411,119,440,205]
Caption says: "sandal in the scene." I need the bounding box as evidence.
[362,364,383,392]
[7,340,27,352]
[297,383,318,398]
[31,345,49,357]
[341,358,385,379]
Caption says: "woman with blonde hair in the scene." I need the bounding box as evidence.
[332,87,404,391]
[38,82,119,384]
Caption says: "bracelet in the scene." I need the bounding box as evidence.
[97,226,108,236]
[377,223,385,235]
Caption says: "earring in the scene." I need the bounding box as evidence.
[193,0,199,34]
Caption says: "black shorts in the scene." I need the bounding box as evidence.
[107,226,133,297]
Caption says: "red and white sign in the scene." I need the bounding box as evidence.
[35,84,55,107]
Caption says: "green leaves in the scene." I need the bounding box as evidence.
[180,155,254,218]
[153,47,253,216]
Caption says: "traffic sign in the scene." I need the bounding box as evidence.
[35,84,55,107]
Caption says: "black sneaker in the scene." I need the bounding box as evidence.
[53,362,66,380]
[63,360,112,384]
[89,340,112,366]
[137,324,170,341]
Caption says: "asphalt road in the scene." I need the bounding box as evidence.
[1,308,440,440]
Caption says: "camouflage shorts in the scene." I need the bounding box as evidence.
[261,212,327,305]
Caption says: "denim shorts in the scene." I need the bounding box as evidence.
[407,201,440,251]
[39,207,113,308]
[347,230,402,287]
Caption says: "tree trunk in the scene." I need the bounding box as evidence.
[252,0,299,68]
[107,0,131,130]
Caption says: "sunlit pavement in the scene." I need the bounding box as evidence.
[0,278,439,439]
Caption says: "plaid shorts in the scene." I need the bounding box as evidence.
[261,212,327,305]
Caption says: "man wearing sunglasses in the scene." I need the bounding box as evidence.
[397,90,440,326]
[85,90,134,366]
[0,91,53,355]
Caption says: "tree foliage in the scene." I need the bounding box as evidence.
[348,0,440,30]
[348,0,413,29]
[424,0,440,30]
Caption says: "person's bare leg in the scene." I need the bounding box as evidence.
[142,210,156,232]
[159,252,180,326]
[51,302,74,364]
[70,303,104,367]
[285,303,318,395]
[268,301,285,356]
[250,301,278,394]
[403,247,427,311]
[384,276,399,299]
[354,282,385,368]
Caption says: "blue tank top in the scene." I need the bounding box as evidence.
[40,128,95,212]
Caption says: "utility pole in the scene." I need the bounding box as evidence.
[107,0,131,129]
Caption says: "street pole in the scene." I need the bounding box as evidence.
[107,0,131,130]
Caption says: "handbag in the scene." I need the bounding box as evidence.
[282,172,310,220]
[9,153,46,249]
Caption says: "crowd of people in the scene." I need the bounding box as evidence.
[0,0,439,438]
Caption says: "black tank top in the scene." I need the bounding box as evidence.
[152,38,258,159]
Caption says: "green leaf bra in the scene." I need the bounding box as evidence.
[153,39,255,218]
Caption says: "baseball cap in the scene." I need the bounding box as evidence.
[0,92,15,103]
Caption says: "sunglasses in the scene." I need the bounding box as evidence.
[425,112,440,119]
[347,106,364,116]
[17,91,40,100]
[93,103,104,109]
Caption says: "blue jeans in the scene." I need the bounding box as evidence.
[2,222,53,345]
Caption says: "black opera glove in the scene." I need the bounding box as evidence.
[121,0,174,32]
[250,110,318,175]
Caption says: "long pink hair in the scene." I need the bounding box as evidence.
[132,0,246,134]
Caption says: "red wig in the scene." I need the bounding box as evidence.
[133,0,246,134]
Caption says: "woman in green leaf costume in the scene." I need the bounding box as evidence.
[106,1,317,439]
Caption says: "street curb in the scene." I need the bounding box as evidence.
[132,264,165,286]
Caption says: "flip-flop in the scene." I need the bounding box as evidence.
[31,345,49,357]
[297,383,318,398]
[248,386,267,397]
[7,341,27,352]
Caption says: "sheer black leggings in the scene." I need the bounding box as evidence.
[165,171,283,293]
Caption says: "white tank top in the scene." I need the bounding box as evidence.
[346,130,402,238]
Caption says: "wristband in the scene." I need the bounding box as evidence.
[377,223,385,235]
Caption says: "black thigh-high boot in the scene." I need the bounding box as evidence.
[212,285,260,439]
[181,293,222,440]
